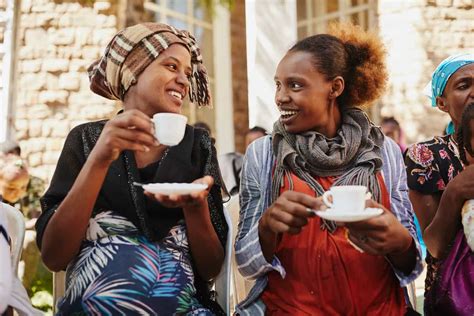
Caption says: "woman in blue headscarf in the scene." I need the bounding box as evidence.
[406,53,474,315]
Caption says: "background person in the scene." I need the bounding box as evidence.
[405,53,474,315]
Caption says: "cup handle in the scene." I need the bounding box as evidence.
[322,191,333,208]
[365,192,372,200]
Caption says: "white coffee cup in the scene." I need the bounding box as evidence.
[322,185,371,213]
[152,113,188,146]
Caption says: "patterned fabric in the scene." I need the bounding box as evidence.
[424,53,474,107]
[88,22,211,107]
[271,108,384,231]
[57,211,212,315]
[405,134,465,306]
[234,135,423,315]
[422,53,474,135]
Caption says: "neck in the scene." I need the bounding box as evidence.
[318,101,342,138]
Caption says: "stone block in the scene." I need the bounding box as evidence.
[46,138,65,151]
[28,152,42,167]
[46,74,59,90]
[20,60,42,73]
[36,13,56,28]
[31,2,55,13]
[28,120,43,137]
[42,59,69,72]
[92,28,116,45]
[20,73,47,91]
[50,121,70,137]
[42,151,61,165]
[94,1,111,12]
[66,3,82,13]
[21,0,32,13]
[58,14,72,27]
[436,0,454,6]
[39,90,69,105]
[24,28,48,47]
[54,4,69,13]
[75,27,93,46]
[70,59,90,72]
[50,28,75,45]
[15,119,29,135]
[82,46,101,60]
[28,104,52,120]
[59,73,81,91]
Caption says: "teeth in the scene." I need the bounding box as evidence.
[280,110,298,116]
[169,91,183,100]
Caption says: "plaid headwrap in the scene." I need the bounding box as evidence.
[88,22,212,107]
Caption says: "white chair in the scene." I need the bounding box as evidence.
[2,203,25,275]
[214,204,233,315]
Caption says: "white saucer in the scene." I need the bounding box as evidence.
[313,207,383,222]
[142,183,207,195]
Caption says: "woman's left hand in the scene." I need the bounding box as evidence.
[344,199,413,256]
[146,176,213,210]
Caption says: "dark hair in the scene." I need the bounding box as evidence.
[457,102,474,165]
[289,23,387,108]
[247,126,267,135]
[381,117,401,128]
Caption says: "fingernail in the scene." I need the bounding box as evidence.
[143,145,150,152]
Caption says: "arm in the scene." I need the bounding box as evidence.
[150,135,225,281]
[410,166,474,258]
[40,110,156,271]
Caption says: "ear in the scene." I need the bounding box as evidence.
[329,76,344,99]
[436,96,449,113]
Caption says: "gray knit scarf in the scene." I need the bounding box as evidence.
[272,108,385,232]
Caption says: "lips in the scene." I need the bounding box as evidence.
[279,109,299,123]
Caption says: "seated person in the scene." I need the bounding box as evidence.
[35,23,227,315]
[0,202,42,315]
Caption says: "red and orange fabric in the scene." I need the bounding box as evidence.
[261,173,405,316]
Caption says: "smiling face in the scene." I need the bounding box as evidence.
[437,63,474,129]
[274,50,342,136]
[124,44,192,117]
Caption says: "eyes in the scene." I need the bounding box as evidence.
[166,63,192,79]
[275,81,303,90]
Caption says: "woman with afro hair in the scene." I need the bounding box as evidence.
[234,23,423,315]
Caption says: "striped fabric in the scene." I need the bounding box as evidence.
[234,135,423,315]
[88,22,211,107]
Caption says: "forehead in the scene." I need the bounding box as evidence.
[447,63,474,85]
[157,44,192,67]
[275,51,321,77]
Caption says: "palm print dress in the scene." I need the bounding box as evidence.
[35,121,227,315]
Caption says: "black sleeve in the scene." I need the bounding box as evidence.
[35,124,88,249]
[200,132,228,249]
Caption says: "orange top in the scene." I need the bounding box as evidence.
[261,173,405,316]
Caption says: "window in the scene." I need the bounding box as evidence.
[297,0,376,39]
[144,0,216,131]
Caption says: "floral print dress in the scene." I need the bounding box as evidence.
[405,134,464,301]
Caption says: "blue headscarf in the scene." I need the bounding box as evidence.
[424,53,474,134]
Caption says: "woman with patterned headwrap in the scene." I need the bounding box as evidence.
[35,23,227,315]
[405,53,474,315]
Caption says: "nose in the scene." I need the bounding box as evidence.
[275,87,290,106]
[176,70,190,89]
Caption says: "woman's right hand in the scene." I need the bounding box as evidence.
[259,191,322,235]
[90,109,158,165]
[447,164,474,201]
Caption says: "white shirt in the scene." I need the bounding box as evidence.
[0,203,42,315]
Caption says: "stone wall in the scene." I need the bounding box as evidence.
[0,0,6,102]
[15,0,119,180]
[378,0,474,144]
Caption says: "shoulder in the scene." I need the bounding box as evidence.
[405,135,452,168]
